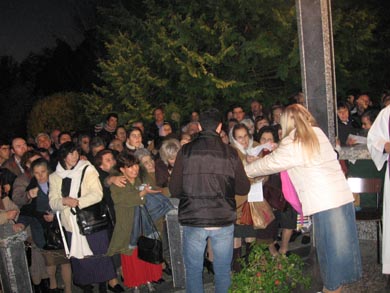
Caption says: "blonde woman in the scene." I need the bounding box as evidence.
[245,104,361,293]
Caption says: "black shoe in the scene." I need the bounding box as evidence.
[203,258,214,275]
[73,282,94,293]
[107,284,125,292]
[301,235,310,244]
[33,284,41,293]
[99,282,107,293]
[289,230,302,243]
[162,261,172,276]
[152,278,165,285]
[39,278,50,292]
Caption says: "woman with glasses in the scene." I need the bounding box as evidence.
[229,123,278,272]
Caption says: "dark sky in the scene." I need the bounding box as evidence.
[0,0,97,61]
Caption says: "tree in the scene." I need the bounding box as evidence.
[27,92,89,136]
[84,0,301,124]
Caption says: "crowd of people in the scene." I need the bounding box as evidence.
[0,92,389,293]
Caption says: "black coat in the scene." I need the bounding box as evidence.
[169,130,250,227]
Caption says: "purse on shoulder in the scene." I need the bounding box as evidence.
[67,166,109,236]
[137,205,163,264]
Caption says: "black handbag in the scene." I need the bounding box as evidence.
[69,166,109,236]
[137,205,163,264]
[43,217,64,250]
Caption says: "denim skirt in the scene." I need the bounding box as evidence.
[312,202,362,291]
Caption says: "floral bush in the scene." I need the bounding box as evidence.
[230,244,311,293]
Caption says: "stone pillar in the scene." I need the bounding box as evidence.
[166,199,186,288]
[0,224,32,293]
[296,0,336,145]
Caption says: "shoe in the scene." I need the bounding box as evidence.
[73,282,94,293]
[152,278,165,284]
[289,230,302,243]
[47,289,64,293]
[203,258,214,275]
[146,282,155,292]
[108,284,125,292]
[99,282,107,293]
[162,260,172,276]
[301,235,310,245]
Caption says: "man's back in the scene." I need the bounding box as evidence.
[169,130,249,227]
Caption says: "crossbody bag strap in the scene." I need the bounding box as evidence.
[71,165,89,215]
[140,204,162,241]
[77,165,89,198]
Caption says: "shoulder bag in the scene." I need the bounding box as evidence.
[43,215,64,250]
[137,205,163,264]
[70,166,109,236]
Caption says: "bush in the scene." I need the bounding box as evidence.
[27,92,89,137]
[230,244,310,293]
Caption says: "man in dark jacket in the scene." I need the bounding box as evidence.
[169,108,250,293]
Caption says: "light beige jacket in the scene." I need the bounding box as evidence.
[0,196,19,225]
[49,164,103,232]
[245,127,353,216]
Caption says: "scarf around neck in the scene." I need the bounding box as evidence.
[55,159,94,258]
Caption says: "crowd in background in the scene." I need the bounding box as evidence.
[0,91,389,292]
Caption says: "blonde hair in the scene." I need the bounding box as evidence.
[280,104,320,159]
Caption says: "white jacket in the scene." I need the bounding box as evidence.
[245,127,353,216]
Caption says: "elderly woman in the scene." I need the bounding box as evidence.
[107,152,163,292]
[21,158,72,293]
[49,142,117,292]
[230,123,278,271]
[245,104,362,293]
[155,138,181,191]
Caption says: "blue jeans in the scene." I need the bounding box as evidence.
[313,203,362,290]
[183,224,234,293]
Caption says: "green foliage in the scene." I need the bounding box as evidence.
[83,0,390,125]
[230,244,310,293]
[27,92,88,136]
[84,0,300,124]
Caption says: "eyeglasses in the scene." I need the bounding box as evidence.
[235,134,248,141]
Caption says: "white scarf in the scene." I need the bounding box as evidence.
[125,142,144,150]
[55,159,93,259]
[229,128,254,155]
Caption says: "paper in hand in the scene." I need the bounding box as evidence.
[248,181,264,202]
[347,134,367,145]
[246,143,273,156]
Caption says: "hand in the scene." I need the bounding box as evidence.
[139,184,152,198]
[246,155,258,163]
[62,197,79,208]
[28,187,39,199]
[6,209,19,220]
[12,223,25,233]
[385,142,390,154]
[3,184,11,194]
[111,176,127,188]
[43,213,54,222]
[346,137,357,146]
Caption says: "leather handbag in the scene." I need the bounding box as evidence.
[43,216,64,250]
[263,175,286,211]
[249,200,275,229]
[73,204,109,236]
[137,205,163,264]
[70,166,108,236]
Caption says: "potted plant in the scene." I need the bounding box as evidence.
[230,244,311,292]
